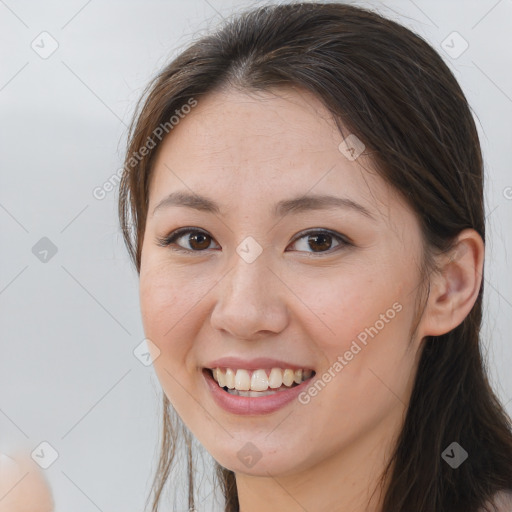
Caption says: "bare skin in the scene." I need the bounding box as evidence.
[0,452,54,512]
[139,86,484,511]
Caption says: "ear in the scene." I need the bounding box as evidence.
[419,229,484,337]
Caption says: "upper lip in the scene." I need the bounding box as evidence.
[203,357,314,371]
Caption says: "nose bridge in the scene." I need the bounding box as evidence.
[230,246,270,300]
[210,242,288,337]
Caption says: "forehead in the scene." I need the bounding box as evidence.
[162,87,343,164]
[148,86,401,222]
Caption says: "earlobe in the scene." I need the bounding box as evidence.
[420,229,484,337]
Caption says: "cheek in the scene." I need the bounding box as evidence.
[299,301,416,456]
[138,256,221,390]
[138,261,224,434]
[139,257,207,336]
[139,262,196,367]
[139,266,197,409]
[308,262,418,402]
[307,265,401,350]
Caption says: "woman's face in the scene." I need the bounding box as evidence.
[139,87,427,477]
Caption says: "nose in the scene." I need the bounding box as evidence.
[210,250,289,340]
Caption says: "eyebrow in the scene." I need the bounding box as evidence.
[151,191,375,219]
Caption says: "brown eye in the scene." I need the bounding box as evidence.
[288,230,349,254]
[187,231,212,250]
[157,227,350,255]
[307,233,332,252]
[156,228,219,252]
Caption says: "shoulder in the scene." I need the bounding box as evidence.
[479,490,512,512]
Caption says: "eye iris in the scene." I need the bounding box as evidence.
[309,233,331,252]
[189,232,210,250]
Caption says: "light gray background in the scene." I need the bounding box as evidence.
[0,0,511,511]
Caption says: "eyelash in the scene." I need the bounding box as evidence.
[155,227,352,256]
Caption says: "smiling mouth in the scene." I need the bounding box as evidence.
[204,367,316,397]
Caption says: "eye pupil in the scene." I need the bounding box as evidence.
[190,233,210,250]
[309,233,331,252]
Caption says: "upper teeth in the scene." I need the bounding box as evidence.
[212,368,313,392]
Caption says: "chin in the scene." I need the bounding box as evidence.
[208,441,308,478]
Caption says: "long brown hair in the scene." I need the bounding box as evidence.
[118,2,512,511]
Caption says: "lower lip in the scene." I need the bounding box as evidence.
[202,369,314,415]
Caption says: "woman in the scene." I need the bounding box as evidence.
[118,2,512,511]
